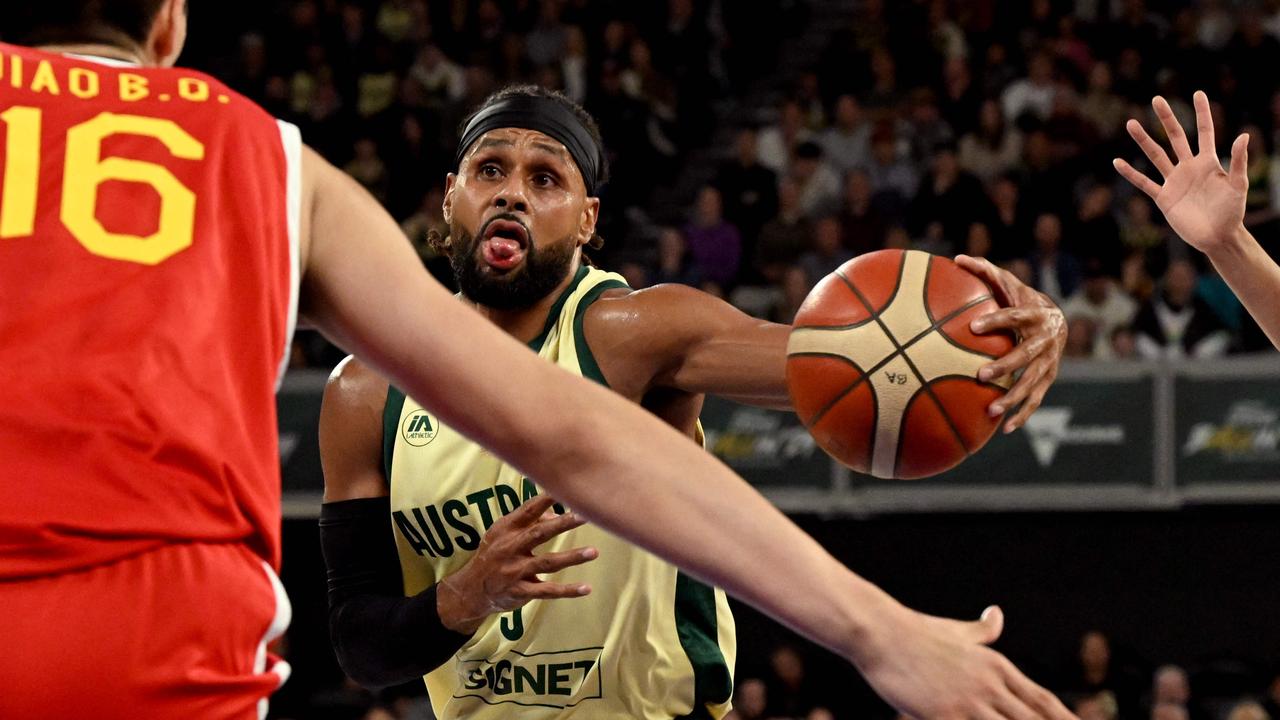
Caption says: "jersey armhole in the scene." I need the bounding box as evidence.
[382,386,408,479]
[573,279,630,389]
[274,120,303,389]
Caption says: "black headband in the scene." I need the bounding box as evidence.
[455,95,604,196]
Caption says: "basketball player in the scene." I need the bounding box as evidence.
[320,85,1071,719]
[1115,91,1280,352]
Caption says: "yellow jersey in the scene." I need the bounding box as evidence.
[383,265,736,719]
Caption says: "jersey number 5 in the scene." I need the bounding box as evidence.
[1,106,205,265]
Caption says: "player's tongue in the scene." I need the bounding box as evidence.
[481,221,527,270]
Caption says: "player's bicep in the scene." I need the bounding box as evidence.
[597,284,791,406]
[319,356,391,502]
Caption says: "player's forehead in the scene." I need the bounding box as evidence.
[465,128,576,170]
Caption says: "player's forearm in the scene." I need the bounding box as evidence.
[676,321,794,410]
[536,382,901,663]
[1206,225,1280,351]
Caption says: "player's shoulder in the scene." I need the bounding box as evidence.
[323,355,392,420]
[583,282,707,346]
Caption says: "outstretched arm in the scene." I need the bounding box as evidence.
[298,147,1073,720]
[588,275,1064,432]
[1115,91,1280,350]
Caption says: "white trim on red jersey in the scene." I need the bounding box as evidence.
[275,120,303,390]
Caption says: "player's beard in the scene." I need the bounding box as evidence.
[450,222,577,310]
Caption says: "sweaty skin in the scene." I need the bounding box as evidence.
[34,4,1076,718]
[322,126,1074,720]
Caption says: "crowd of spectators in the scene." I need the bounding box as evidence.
[721,631,1280,720]
[610,0,1280,360]
[197,0,1280,367]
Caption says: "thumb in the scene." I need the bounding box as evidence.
[971,605,1004,645]
[1230,133,1250,189]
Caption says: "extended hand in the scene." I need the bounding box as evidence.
[955,255,1066,433]
[1114,91,1249,254]
[437,494,597,634]
[860,604,1076,720]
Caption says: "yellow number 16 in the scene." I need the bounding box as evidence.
[1,106,205,265]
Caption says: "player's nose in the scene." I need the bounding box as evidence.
[492,181,530,214]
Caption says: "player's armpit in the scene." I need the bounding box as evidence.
[319,355,391,502]
[584,283,792,409]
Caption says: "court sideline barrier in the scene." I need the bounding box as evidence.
[278,356,1280,517]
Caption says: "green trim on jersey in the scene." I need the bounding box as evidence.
[528,264,591,351]
[674,574,734,719]
[571,278,629,386]
[383,385,407,479]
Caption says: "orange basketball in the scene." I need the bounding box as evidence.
[786,249,1014,479]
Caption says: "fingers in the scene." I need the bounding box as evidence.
[502,494,558,528]
[523,546,598,577]
[986,351,1048,413]
[1230,132,1250,189]
[1193,90,1216,157]
[1004,665,1076,720]
[992,692,1042,720]
[1125,118,1175,178]
[521,509,589,550]
[513,579,592,600]
[1002,373,1052,434]
[955,254,1014,306]
[1153,95,1193,162]
[1112,157,1162,200]
[975,605,1004,645]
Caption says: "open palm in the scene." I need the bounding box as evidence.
[1114,91,1249,254]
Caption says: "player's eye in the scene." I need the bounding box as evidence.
[532,173,557,188]
[479,164,502,179]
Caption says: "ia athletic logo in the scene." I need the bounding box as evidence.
[402,410,439,447]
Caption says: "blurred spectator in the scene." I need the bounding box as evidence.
[1063,631,1140,717]
[407,44,466,109]
[799,217,854,288]
[1002,50,1057,123]
[345,138,390,204]
[1075,183,1124,274]
[715,128,780,257]
[758,99,812,175]
[524,0,568,67]
[683,186,742,288]
[807,708,836,720]
[838,169,888,256]
[765,645,820,718]
[821,94,872,175]
[651,227,702,288]
[908,141,988,253]
[1076,691,1120,720]
[1111,326,1138,359]
[560,26,588,104]
[725,677,767,720]
[1151,665,1191,707]
[940,56,981,136]
[756,179,812,284]
[1065,316,1098,358]
[861,123,920,211]
[1228,701,1272,720]
[1079,63,1129,142]
[907,88,956,164]
[986,174,1031,262]
[790,142,842,218]
[959,99,1023,184]
[1153,703,1190,720]
[1029,213,1082,305]
[1132,260,1232,360]
[1062,262,1138,359]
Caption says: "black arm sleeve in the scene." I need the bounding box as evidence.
[319,497,472,689]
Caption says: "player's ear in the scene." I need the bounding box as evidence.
[577,196,600,248]
[149,0,188,67]
[443,174,457,225]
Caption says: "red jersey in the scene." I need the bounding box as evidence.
[0,45,301,579]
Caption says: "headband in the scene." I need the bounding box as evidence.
[455,95,604,196]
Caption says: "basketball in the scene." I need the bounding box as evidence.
[786,250,1014,480]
